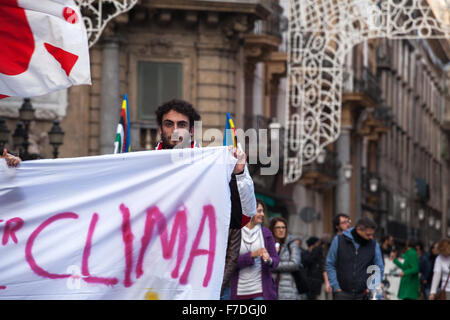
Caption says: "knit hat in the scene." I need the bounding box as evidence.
[306,236,320,247]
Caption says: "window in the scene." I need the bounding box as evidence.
[137,61,182,120]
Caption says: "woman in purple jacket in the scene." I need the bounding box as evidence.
[230,199,279,300]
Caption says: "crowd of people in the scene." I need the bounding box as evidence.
[224,205,450,301]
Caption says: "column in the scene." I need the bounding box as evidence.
[335,127,352,215]
[99,36,120,155]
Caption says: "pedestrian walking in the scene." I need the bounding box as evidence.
[302,236,325,300]
[383,249,402,300]
[392,239,420,300]
[415,241,432,299]
[325,217,384,300]
[270,216,301,300]
[381,235,395,257]
[230,199,279,300]
[320,234,333,299]
[429,238,450,300]
[333,213,351,235]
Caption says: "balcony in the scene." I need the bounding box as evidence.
[145,0,272,19]
[299,149,338,189]
[244,1,286,62]
[343,67,381,109]
[443,99,450,133]
[358,102,392,140]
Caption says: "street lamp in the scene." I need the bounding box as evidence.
[317,149,326,164]
[400,198,407,210]
[369,177,379,193]
[2,99,64,160]
[418,208,425,221]
[19,98,35,124]
[343,163,352,179]
[428,216,435,228]
[12,122,27,157]
[48,120,64,159]
[435,219,441,231]
[0,117,10,150]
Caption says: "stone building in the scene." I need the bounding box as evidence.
[1,0,285,154]
[0,0,290,219]
[273,1,450,246]
[374,38,450,246]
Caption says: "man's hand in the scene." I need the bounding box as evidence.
[1,149,21,167]
[429,294,435,300]
[231,146,246,175]
[324,281,333,294]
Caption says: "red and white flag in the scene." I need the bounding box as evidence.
[0,0,91,99]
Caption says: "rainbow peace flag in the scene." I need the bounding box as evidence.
[114,94,131,154]
[223,112,237,148]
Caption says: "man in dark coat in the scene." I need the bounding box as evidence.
[302,236,324,300]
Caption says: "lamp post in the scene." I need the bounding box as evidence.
[400,198,407,210]
[48,120,65,159]
[418,208,425,221]
[369,177,379,193]
[343,163,353,180]
[0,117,10,151]
[1,98,64,159]
[18,98,35,159]
[12,122,27,159]
[317,149,326,164]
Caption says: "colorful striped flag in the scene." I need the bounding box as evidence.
[114,94,131,154]
[223,112,238,148]
[223,113,250,227]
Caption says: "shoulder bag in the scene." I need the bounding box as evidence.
[436,272,449,300]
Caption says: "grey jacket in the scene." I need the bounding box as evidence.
[272,234,301,300]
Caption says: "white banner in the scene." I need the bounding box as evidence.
[0,0,91,98]
[0,147,236,299]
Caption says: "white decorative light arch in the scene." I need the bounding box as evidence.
[75,0,138,48]
[284,0,450,184]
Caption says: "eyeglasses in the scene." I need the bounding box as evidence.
[340,219,351,225]
[274,226,287,230]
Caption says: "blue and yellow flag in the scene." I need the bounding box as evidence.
[114,94,131,154]
[223,112,237,148]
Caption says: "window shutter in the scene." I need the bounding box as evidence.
[138,62,182,120]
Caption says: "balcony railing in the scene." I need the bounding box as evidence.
[373,102,393,129]
[198,0,272,8]
[302,149,338,180]
[252,2,285,39]
[353,67,382,104]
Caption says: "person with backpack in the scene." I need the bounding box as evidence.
[325,217,384,300]
[269,217,302,300]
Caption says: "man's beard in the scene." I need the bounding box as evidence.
[160,130,175,149]
[161,129,192,149]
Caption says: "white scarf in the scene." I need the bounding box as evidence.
[238,224,265,296]
[240,224,265,255]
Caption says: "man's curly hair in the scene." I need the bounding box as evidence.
[155,99,201,130]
